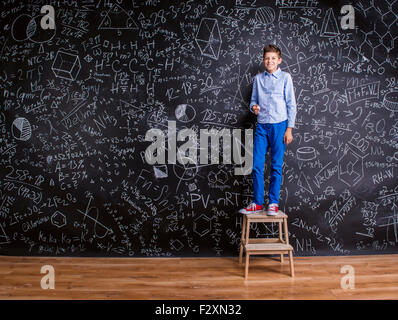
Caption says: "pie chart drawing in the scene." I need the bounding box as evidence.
[12,117,32,141]
[175,104,196,123]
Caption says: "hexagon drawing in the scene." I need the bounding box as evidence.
[193,214,212,237]
[338,145,366,187]
[51,211,66,228]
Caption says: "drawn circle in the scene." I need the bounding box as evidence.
[11,14,32,41]
[11,117,32,141]
[175,104,196,123]
[296,146,316,161]
[383,91,398,112]
[173,160,198,181]
[255,7,275,25]
[26,15,56,43]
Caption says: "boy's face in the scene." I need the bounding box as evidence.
[263,52,282,74]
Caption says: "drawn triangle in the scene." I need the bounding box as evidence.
[297,171,314,194]
[320,8,339,37]
[98,4,138,30]
[0,223,9,244]
[154,166,168,178]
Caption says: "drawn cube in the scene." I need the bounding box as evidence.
[52,50,81,81]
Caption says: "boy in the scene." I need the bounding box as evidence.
[239,44,297,216]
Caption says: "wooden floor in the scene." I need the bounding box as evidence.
[0,254,397,299]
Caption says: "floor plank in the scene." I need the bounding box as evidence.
[0,254,397,299]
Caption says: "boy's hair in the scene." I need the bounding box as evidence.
[263,44,281,59]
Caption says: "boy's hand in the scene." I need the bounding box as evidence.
[284,128,293,145]
[252,105,260,115]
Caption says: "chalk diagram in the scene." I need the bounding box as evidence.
[173,158,210,192]
[208,169,228,185]
[338,145,366,187]
[11,117,32,141]
[195,18,222,60]
[0,223,9,245]
[296,146,317,169]
[297,171,314,195]
[51,211,66,228]
[98,4,138,32]
[154,165,168,179]
[52,49,81,81]
[193,214,212,237]
[355,3,397,67]
[320,8,339,37]
[170,239,184,251]
[383,91,398,112]
[175,104,196,123]
[76,197,112,239]
[254,6,275,25]
[284,52,317,76]
[379,208,398,243]
[11,13,56,43]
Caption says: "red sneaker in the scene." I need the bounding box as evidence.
[267,203,278,216]
[239,202,263,215]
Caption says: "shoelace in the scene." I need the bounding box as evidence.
[247,202,257,210]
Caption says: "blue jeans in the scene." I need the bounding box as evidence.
[252,120,287,206]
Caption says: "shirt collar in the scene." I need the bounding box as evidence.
[265,67,281,78]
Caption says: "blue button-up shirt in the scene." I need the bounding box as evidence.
[249,68,297,128]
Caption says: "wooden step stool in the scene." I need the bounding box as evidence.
[239,210,294,279]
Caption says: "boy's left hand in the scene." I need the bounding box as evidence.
[284,128,293,145]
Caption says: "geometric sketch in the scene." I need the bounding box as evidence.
[51,211,67,228]
[346,46,359,64]
[11,117,32,141]
[175,104,196,123]
[98,4,138,30]
[11,14,56,43]
[11,14,34,42]
[0,223,9,245]
[255,7,275,25]
[383,91,398,112]
[76,197,112,239]
[320,8,339,37]
[195,18,222,60]
[296,146,316,169]
[193,214,212,237]
[52,49,81,81]
[170,239,184,251]
[338,144,366,187]
[379,208,398,243]
[208,169,228,184]
[297,171,314,194]
[154,165,168,178]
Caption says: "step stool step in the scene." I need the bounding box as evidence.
[245,243,293,252]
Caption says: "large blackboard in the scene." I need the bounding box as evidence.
[0,0,397,257]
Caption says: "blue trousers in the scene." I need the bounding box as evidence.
[252,120,287,206]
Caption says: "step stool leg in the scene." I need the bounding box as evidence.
[279,221,284,262]
[239,216,247,264]
[245,252,250,279]
[283,218,289,245]
[289,251,295,277]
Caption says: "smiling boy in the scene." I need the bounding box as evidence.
[239,44,297,216]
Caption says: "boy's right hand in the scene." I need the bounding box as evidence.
[252,105,260,115]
